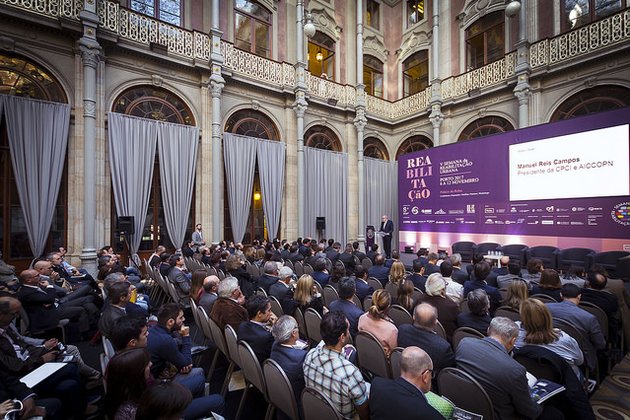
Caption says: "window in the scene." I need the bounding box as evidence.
[364,137,389,160]
[304,125,342,151]
[550,85,630,121]
[396,135,432,159]
[234,0,272,58]
[308,32,335,80]
[112,86,196,255]
[458,116,514,141]
[562,0,622,31]
[131,0,182,25]
[0,53,67,269]
[364,55,384,98]
[407,0,425,27]
[367,0,380,30]
[402,51,429,97]
[465,11,505,70]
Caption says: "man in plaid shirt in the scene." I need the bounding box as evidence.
[303,311,369,419]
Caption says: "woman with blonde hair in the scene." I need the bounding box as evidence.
[516,298,583,377]
[358,289,398,355]
[396,279,415,313]
[388,261,406,286]
[293,274,325,316]
[502,280,529,311]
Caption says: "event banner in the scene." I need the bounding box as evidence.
[398,108,630,240]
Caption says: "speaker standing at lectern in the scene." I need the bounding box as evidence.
[379,214,394,258]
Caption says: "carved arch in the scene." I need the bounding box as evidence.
[398,29,431,63]
[364,35,389,63]
[460,0,506,29]
[310,7,342,41]
[549,84,630,121]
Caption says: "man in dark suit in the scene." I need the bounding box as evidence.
[353,266,374,302]
[328,277,364,338]
[464,261,502,313]
[167,254,191,300]
[338,243,358,275]
[258,261,281,294]
[379,215,394,258]
[199,275,219,313]
[398,303,455,371]
[98,281,130,338]
[581,271,619,341]
[424,253,440,276]
[352,241,367,261]
[384,249,400,269]
[287,244,304,262]
[486,256,509,288]
[417,273,459,337]
[298,238,311,257]
[269,315,307,400]
[408,260,427,292]
[238,295,276,364]
[269,267,299,315]
[455,317,542,420]
[450,254,469,285]
[210,277,248,330]
[369,346,442,420]
[311,258,331,287]
[366,243,379,264]
[368,255,390,287]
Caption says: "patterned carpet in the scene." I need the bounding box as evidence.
[591,354,630,419]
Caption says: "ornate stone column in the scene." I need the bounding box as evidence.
[210,0,225,244]
[428,0,443,146]
[78,1,101,275]
[355,0,367,247]
[294,0,309,237]
[513,0,531,128]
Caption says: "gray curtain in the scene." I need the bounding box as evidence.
[365,157,398,250]
[2,95,70,258]
[108,112,158,255]
[223,133,257,243]
[157,121,199,252]
[256,138,285,241]
[304,147,348,244]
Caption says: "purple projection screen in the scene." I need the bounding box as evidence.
[398,108,630,240]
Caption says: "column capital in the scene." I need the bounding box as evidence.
[293,91,308,117]
[429,105,444,128]
[210,76,225,98]
[79,41,102,69]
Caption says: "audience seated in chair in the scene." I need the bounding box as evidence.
[457,289,492,335]
[368,255,391,287]
[497,262,524,289]
[109,315,149,353]
[238,295,277,364]
[270,315,308,403]
[99,281,132,338]
[463,261,502,314]
[531,269,563,302]
[353,266,374,303]
[440,260,464,305]
[329,277,364,339]
[417,273,459,337]
[294,274,325,316]
[581,269,620,342]
[358,289,398,356]
[269,266,299,315]
[210,277,248,330]
[523,258,544,285]
[501,279,529,311]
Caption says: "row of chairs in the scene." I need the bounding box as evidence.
[452,242,630,278]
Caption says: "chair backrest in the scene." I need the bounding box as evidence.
[451,327,484,350]
[303,264,314,275]
[385,281,398,301]
[578,301,609,341]
[197,306,214,342]
[322,286,339,307]
[284,260,294,270]
[263,359,300,420]
[363,295,373,311]
[459,299,470,313]
[293,307,308,340]
[304,308,322,343]
[432,320,447,340]
[474,242,501,256]
[269,295,284,317]
[389,347,404,378]
[255,287,268,297]
[530,293,558,303]
[362,258,373,270]
[514,354,562,383]
[355,330,391,378]
[208,315,229,356]
[351,294,362,308]
[412,288,423,302]
[238,341,268,397]
[294,261,304,277]
[389,304,413,327]
[301,387,344,420]
[494,306,521,322]
[102,336,116,359]
[367,277,383,290]
[437,367,495,420]
[224,324,242,366]
[217,269,226,280]
[553,319,589,355]
[452,241,475,263]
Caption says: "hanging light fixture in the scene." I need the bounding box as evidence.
[316,48,324,61]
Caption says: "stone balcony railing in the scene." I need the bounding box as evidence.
[1,0,629,121]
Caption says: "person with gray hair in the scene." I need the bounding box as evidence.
[199,275,220,313]
[258,261,280,294]
[456,289,492,335]
[209,276,247,330]
[417,273,459,337]
[455,317,543,419]
[398,303,455,371]
[450,253,470,284]
[270,315,308,400]
[369,346,442,419]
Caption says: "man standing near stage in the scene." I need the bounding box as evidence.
[379,215,394,258]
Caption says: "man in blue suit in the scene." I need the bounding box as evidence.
[367,255,390,287]
[269,315,308,402]
[369,346,442,420]
[353,266,374,303]
[328,277,364,338]
[238,295,276,364]
[379,215,394,258]
[311,258,331,287]
[269,267,299,315]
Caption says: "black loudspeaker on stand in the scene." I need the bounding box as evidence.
[117,216,139,270]
[316,217,326,241]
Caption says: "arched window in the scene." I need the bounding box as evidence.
[131,0,182,25]
[562,0,622,32]
[458,116,514,141]
[234,0,272,58]
[0,53,67,268]
[403,51,429,97]
[550,85,630,121]
[465,11,504,70]
[364,55,384,98]
[224,109,281,243]
[364,137,389,160]
[396,135,433,159]
[304,125,342,151]
[112,86,195,255]
[308,32,335,80]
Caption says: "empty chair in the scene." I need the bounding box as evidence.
[592,251,630,278]
[301,387,343,420]
[557,247,596,272]
[437,367,495,420]
[474,242,502,256]
[355,330,391,378]
[526,246,560,270]
[389,347,404,378]
[388,304,412,327]
[501,244,529,267]
[236,341,273,420]
[452,241,475,263]
[263,359,300,420]
[451,327,484,350]
[294,261,304,277]
[304,308,322,344]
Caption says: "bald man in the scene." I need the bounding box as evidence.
[369,346,442,419]
[199,275,220,313]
